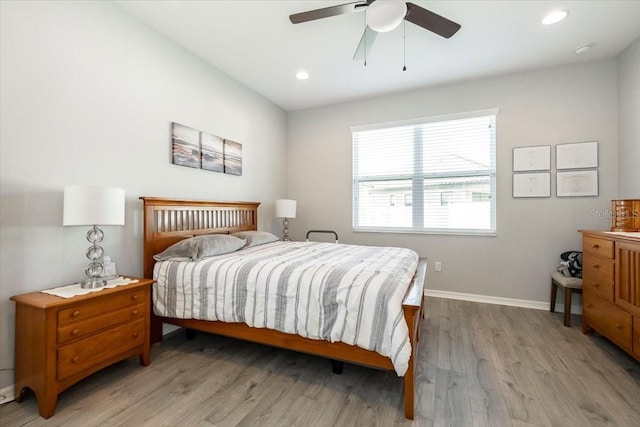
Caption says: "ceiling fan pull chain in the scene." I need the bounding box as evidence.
[403,20,407,71]
[364,14,367,67]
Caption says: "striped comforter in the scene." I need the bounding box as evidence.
[153,241,419,375]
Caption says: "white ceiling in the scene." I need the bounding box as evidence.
[113,1,640,111]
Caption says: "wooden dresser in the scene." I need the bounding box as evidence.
[581,230,640,361]
[11,277,154,418]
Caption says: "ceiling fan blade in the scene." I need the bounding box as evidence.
[353,26,378,61]
[289,1,370,24]
[404,2,461,39]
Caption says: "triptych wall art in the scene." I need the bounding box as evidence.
[512,141,598,198]
[171,122,242,176]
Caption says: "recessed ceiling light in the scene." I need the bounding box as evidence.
[296,71,310,80]
[542,10,568,25]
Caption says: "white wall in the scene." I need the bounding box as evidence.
[617,37,640,198]
[288,60,618,306]
[0,1,287,389]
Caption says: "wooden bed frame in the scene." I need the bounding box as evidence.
[140,197,426,419]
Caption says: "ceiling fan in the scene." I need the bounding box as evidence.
[289,0,461,61]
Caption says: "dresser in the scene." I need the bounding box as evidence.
[581,230,640,361]
[11,277,154,418]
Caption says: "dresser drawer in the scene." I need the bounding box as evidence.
[584,292,632,351]
[57,302,146,345]
[58,288,146,325]
[583,236,614,258]
[57,318,145,381]
[582,254,614,302]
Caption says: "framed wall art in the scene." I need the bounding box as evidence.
[513,145,551,172]
[170,122,244,176]
[171,122,201,169]
[513,172,551,198]
[223,139,242,176]
[556,141,598,170]
[200,132,224,173]
[557,170,598,197]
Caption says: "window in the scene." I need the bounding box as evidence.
[352,110,497,235]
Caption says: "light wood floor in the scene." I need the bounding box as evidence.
[2,297,639,426]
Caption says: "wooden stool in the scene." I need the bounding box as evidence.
[550,271,583,327]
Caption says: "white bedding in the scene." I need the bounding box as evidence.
[153,241,419,375]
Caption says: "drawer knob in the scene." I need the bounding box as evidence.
[72,329,80,336]
[593,264,600,269]
[615,324,622,329]
[593,283,600,288]
[586,304,594,308]
[72,310,80,317]
[132,310,139,316]
[72,356,80,363]
[592,244,599,248]
[132,331,139,338]
[131,295,139,301]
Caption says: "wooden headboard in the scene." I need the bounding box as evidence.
[139,197,260,278]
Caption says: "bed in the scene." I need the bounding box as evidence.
[140,197,426,419]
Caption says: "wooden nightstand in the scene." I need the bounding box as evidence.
[10,277,154,418]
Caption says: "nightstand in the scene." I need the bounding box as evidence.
[10,277,154,418]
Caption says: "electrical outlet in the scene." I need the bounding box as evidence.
[435,261,442,272]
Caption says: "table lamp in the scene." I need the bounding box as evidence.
[276,199,297,241]
[63,185,125,288]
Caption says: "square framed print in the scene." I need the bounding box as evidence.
[556,170,598,197]
[556,141,598,170]
[513,172,551,198]
[513,145,551,172]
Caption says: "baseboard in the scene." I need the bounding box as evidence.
[0,384,15,405]
[424,289,583,315]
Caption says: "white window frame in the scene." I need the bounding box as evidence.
[352,109,498,236]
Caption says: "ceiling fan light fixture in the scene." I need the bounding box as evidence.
[366,0,407,33]
[542,10,568,25]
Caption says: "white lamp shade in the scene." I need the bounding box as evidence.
[63,186,125,226]
[366,0,407,33]
[276,199,297,218]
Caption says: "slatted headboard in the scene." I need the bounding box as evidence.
[139,197,260,278]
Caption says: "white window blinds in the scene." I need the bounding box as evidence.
[352,110,497,235]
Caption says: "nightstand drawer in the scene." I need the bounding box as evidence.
[57,302,146,345]
[58,289,146,325]
[583,236,614,258]
[583,254,614,302]
[57,318,145,381]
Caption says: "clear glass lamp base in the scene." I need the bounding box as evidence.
[81,277,107,289]
[82,225,106,289]
[282,218,290,241]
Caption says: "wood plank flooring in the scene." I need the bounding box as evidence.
[2,297,639,426]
